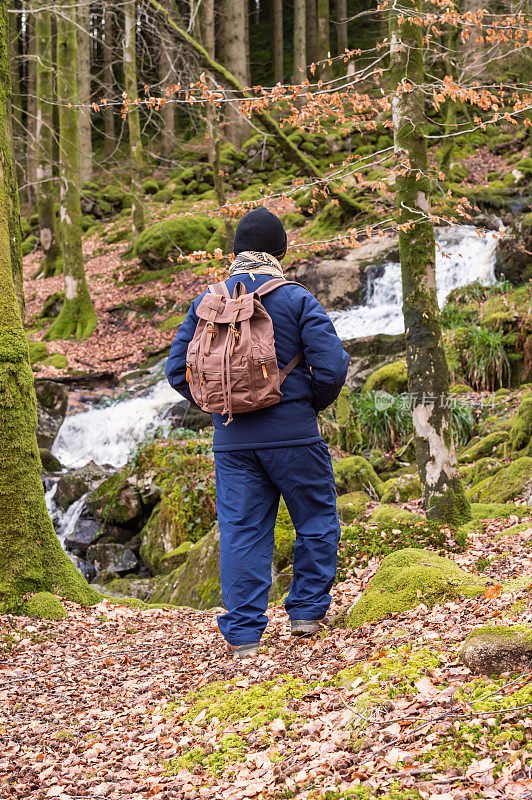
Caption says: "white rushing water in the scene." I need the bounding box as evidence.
[52,379,184,469]
[329,225,499,340]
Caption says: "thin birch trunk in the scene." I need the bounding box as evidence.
[8,2,25,196]
[123,0,144,236]
[159,0,176,159]
[45,0,97,341]
[0,0,98,613]
[306,0,318,67]
[26,11,37,205]
[335,0,347,56]
[316,0,330,79]
[222,0,248,147]
[34,0,62,277]
[102,2,115,158]
[389,0,470,524]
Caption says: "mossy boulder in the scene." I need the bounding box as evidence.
[348,549,486,627]
[320,387,362,453]
[381,471,422,503]
[28,340,48,364]
[39,290,65,319]
[333,456,383,497]
[86,543,138,575]
[43,353,68,369]
[159,313,186,332]
[153,188,173,203]
[150,523,222,608]
[467,456,532,503]
[510,393,532,454]
[459,456,504,487]
[458,431,510,464]
[25,591,67,620]
[136,215,222,270]
[460,625,532,675]
[363,359,408,393]
[470,502,528,520]
[142,178,161,194]
[369,505,422,523]
[159,541,194,574]
[22,234,38,256]
[85,471,142,526]
[40,448,62,473]
[337,491,371,523]
[34,379,68,449]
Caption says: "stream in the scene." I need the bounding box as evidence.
[45,223,500,570]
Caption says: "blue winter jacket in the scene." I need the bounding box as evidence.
[166,273,349,451]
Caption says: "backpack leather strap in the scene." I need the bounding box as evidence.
[209,281,231,299]
[280,351,303,383]
[255,278,308,297]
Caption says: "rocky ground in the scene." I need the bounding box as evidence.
[3,517,532,800]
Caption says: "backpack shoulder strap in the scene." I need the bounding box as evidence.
[255,278,308,297]
[209,281,231,299]
[280,350,303,383]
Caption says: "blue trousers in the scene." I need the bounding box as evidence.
[214,441,341,646]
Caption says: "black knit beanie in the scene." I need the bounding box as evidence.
[233,206,287,259]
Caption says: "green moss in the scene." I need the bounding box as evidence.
[510,393,532,453]
[164,733,247,778]
[159,313,186,332]
[21,234,38,256]
[348,549,486,627]
[159,541,193,574]
[364,360,408,393]
[152,188,173,203]
[39,291,65,319]
[142,178,160,194]
[136,215,222,269]
[337,491,371,523]
[334,456,383,497]
[369,505,421,523]
[171,675,310,732]
[458,431,510,464]
[42,353,67,369]
[27,340,48,364]
[335,645,443,698]
[467,456,532,503]
[273,499,295,570]
[381,472,421,503]
[320,387,362,453]
[24,591,67,619]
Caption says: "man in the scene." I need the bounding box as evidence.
[166,206,349,658]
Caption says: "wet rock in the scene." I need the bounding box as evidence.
[286,233,399,311]
[159,541,194,574]
[467,456,532,503]
[40,448,62,473]
[381,471,422,503]
[34,379,68,448]
[86,543,138,574]
[333,456,383,497]
[65,518,100,557]
[55,462,107,509]
[85,471,142,526]
[92,576,159,601]
[460,625,532,675]
[336,491,371,524]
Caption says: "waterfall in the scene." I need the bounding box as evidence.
[51,379,184,469]
[329,225,499,340]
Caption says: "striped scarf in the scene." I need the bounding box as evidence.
[229,251,284,280]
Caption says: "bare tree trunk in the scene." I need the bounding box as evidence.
[159,0,176,159]
[306,0,318,68]
[272,0,283,84]
[45,0,97,341]
[316,0,330,79]
[222,0,248,147]
[389,0,470,525]
[293,0,307,82]
[102,1,115,158]
[335,0,347,56]
[35,0,62,277]
[123,0,144,237]
[77,0,93,184]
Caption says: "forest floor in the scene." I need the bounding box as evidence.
[3,513,532,800]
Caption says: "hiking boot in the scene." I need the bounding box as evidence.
[291,617,326,636]
[228,642,260,658]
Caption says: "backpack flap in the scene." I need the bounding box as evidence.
[196,292,255,324]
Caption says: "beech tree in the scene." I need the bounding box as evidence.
[0,0,98,613]
[389,0,471,524]
[123,0,145,237]
[222,0,249,147]
[102,2,116,158]
[317,0,330,78]
[34,0,62,277]
[272,0,283,84]
[294,0,307,81]
[45,0,97,341]
[77,0,93,184]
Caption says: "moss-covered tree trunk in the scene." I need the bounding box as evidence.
[34,0,62,278]
[77,0,93,184]
[0,0,99,613]
[103,1,115,158]
[294,0,307,81]
[389,0,471,525]
[44,0,97,341]
[123,0,144,237]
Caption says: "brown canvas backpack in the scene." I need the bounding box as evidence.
[185,278,303,425]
